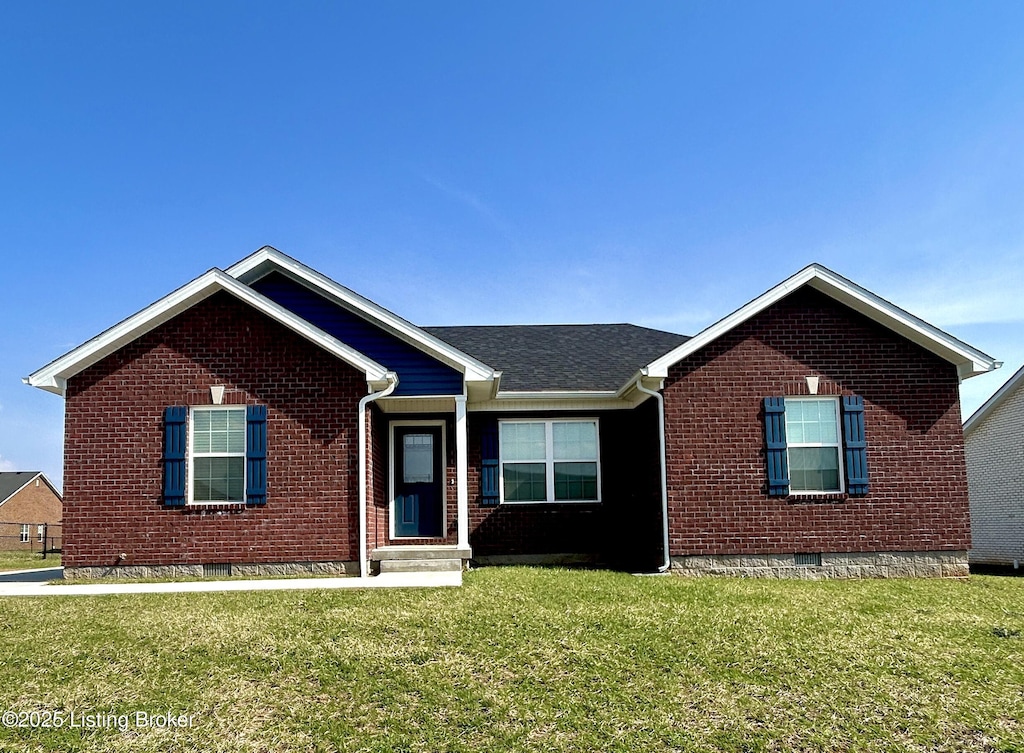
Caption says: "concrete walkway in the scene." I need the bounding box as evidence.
[0,567,461,597]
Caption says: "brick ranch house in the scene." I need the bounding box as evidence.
[26,247,996,579]
[0,472,62,551]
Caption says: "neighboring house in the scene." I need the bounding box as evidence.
[964,365,1024,568]
[0,472,62,550]
[25,247,997,579]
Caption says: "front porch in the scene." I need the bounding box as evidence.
[364,395,472,575]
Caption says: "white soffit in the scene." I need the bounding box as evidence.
[227,247,495,382]
[25,269,389,395]
[964,363,1024,436]
[644,264,998,382]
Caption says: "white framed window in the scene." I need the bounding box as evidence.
[37,525,45,543]
[19,524,29,543]
[499,419,600,504]
[784,397,844,493]
[189,406,246,504]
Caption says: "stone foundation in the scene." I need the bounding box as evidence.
[62,560,359,581]
[670,551,969,579]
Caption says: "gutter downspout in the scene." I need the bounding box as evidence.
[634,373,671,573]
[358,372,399,578]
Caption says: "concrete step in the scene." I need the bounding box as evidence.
[371,546,472,562]
[378,558,464,574]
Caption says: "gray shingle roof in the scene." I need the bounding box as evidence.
[423,324,689,392]
[0,472,42,505]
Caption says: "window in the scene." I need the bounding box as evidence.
[19,524,29,543]
[499,419,600,503]
[784,398,843,493]
[189,406,246,504]
[403,433,435,484]
[37,525,45,543]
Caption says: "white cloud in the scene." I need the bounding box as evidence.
[0,455,17,472]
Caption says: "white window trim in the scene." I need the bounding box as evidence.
[37,525,45,543]
[388,420,448,540]
[188,405,247,506]
[19,524,29,543]
[499,418,602,505]
[785,396,845,495]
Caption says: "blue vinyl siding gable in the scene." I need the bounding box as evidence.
[251,273,464,396]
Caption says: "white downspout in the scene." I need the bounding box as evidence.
[634,374,671,573]
[358,372,399,578]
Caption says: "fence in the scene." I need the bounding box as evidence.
[0,522,62,557]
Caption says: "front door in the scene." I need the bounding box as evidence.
[393,426,444,538]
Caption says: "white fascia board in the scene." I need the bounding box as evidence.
[964,363,1024,436]
[227,247,496,382]
[25,269,389,396]
[644,263,998,381]
[470,396,635,412]
[494,390,621,400]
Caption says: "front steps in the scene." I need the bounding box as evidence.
[370,546,471,575]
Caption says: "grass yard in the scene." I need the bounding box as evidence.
[1,568,1023,753]
[0,550,55,573]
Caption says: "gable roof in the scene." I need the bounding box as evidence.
[25,268,391,396]
[227,247,495,383]
[645,263,998,382]
[0,472,61,505]
[426,324,688,393]
[964,363,1024,436]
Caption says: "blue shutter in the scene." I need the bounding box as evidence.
[764,397,790,496]
[480,419,500,507]
[246,405,267,506]
[163,406,187,507]
[842,395,869,495]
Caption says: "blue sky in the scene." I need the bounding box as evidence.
[3,2,1024,489]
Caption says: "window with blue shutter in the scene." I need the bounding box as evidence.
[164,404,269,507]
[842,396,869,495]
[163,406,188,507]
[764,395,869,496]
[480,419,499,507]
[246,405,268,506]
[763,397,790,496]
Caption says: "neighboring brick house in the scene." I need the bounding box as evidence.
[963,365,1024,568]
[25,247,997,579]
[0,472,62,550]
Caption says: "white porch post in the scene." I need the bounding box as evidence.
[455,395,469,549]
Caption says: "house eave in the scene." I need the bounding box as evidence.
[494,390,620,400]
[644,263,998,381]
[964,362,1019,436]
[25,269,390,397]
[467,389,644,412]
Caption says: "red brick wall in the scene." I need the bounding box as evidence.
[63,292,366,569]
[367,407,388,552]
[0,478,62,526]
[663,287,970,556]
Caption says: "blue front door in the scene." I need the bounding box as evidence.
[394,426,443,538]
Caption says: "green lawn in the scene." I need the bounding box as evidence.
[1,568,1022,752]
[0,549,56,572]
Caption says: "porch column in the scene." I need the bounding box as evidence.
[455,395,469,549]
